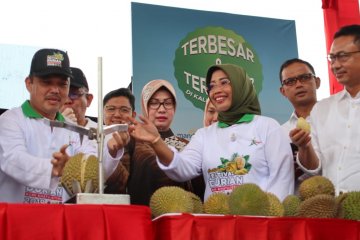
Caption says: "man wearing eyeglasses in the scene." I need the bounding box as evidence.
[61,67,97,128]
[279,58,321,192]
[291,24,360,195]
[103,88,136,194]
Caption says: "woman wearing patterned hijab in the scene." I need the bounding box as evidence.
[130,64,294,201]
[127,79,202,205]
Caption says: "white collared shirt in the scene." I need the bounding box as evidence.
[297,89,360,194]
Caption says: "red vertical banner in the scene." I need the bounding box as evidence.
[322,0,360,94]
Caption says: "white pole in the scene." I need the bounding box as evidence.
[97,57,104,194]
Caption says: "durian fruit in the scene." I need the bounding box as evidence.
[188,192,204,213]
[150,186,193,218]
[266,192,284,217]
[296,194,338,218]
[335,192,348,218]
[229,183,269,216]
[296,117,311,133]
[203,192,230,215]
[61,153,99,195]
[299,176,335,200]
[282,195,301,217]
[341,191,360,220]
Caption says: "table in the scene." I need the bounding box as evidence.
[153,213,360,240]
[0,203,153,240]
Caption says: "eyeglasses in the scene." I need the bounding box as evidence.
[104,105,132,114]
[327,50,360,63]
[206,78,231,94]
[148,99,175,110]
[68,92,87,100]
[282,73,315,86]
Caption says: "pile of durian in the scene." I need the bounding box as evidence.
[150,176,360,220]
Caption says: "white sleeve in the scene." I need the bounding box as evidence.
[157,130,204,181]
[0,116,53,189]
[264,120,295,201]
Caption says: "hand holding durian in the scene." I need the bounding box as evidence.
[289,117,311,149]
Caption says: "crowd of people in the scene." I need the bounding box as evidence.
[0,24,359,205]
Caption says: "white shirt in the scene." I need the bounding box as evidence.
[158,115,294,201]
[0,106,123,203]
[296,90,360,194]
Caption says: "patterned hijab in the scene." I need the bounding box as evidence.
[205,64,261,126]
[141,79,177,118]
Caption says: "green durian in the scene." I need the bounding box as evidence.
[299,176,335,200]
[296,194,338,218]
[282,195,301,216]
[203,192,230,215]
[229,183,269,216]
[267,192,284,217]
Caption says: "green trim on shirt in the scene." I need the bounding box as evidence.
[21,100,65,121]
[218,113,254,128]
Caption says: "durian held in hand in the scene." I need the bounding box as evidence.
[296,117,311,133]
[60,153,99,196]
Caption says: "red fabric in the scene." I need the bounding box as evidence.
[322,0,360,94]
[153,214,360,240]
[0,203,153,240]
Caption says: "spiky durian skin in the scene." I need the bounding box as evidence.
[342,191,360,220]
[61,153,84,195]
[228,183,269,216]
[299,176,335,200]
[267,192,284,217]
[282,195,301,217]
[83,155,99,192]
[188,192,204,213]
[150,186,193,218]
[204,192,230,215]
[296,194,338,218]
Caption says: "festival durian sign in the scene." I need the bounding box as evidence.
[132,3,297,138]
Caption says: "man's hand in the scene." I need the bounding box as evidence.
[51,144,70,177]
[62,107,77,123]
[107,131,130,158]
[290,128,311,149]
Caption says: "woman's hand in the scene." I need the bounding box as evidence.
[128,115,160,143]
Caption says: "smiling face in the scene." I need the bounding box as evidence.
[147,89,175,132]
[330,35,360,92]
[280,62,320,109]
[208,69,233,112]
[26,75,70,119]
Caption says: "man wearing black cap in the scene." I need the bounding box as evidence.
[0,48,129,203]
[61,67,97,128]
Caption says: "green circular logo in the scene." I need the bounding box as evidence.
[174,26,263,110]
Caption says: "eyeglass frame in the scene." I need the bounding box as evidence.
[68,91,88,100]
[206,78,231,94]
[327,50,360,63]
[281,73,316,87]
[104,105,132,115]
[148,98,175,110]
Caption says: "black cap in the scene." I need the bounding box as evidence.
[70,67,89,90]
[29,48,72,78]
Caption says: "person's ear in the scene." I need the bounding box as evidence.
[86,94,94,107]
[315,77,321,89]
[279,86,287,98]
[25,77,32,92]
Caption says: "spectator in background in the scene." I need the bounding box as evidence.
[61,67,97,128]
[127,79,196,205]
[103,88,136,194]
[279,58,321,191]
[291,24,360,194]
[203,98,218,127]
